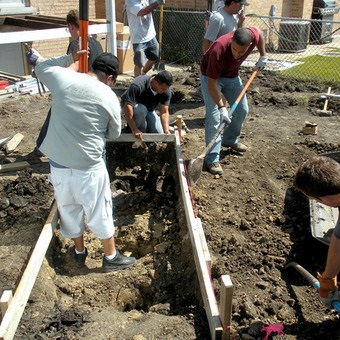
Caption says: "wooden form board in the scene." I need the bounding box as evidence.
[0,133,230,339]
[0,201,58,340]
[108,133,175,143]
[174,131,224,339]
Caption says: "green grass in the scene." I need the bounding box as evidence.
[279,55,340,85]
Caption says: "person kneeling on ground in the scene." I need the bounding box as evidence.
[26,48,136,272]
[121,70,173,139]
[294,155,340,308]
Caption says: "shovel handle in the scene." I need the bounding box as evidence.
[228,69,259,117]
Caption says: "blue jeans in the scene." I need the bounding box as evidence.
[134,104,163,133]
[200,75,248,164]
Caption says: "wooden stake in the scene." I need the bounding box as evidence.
[0,291,13,320]
[220,275,233,340]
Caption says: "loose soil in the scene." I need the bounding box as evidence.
[0,67,339,340]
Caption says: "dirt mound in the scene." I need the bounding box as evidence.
[0,69,339,339]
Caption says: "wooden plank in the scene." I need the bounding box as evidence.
[174,132,223,339]
[220,275,233,340]
[109,133,175,143]
[4,133,24,154]
[3,17,65,29]
[196,218,211,269]
[0,161,30,173]
[0,201,58,340]
[0,24,108,45]
[0,291,13,320]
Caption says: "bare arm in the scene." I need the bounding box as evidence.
[124,103,143,139]
[255,27,267,57]
[202,39,212,53]
[208,77,224,108]
[137,1,159,16]
[237,10,245,28]
[322,234,340,279]
[159,105,170,134]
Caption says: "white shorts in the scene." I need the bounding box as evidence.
[49,163,114,240]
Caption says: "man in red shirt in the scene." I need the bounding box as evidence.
[200,26,267,175]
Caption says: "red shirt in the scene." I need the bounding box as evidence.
[200,27,260,79]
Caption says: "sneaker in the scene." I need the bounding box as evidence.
[206,162,223,175]
[68,245,88,268]
[102,250,136,272]
[222,142,247,152]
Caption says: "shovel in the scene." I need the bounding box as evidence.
[187,69,259,186]
[286,261,340,312]
[154,5,165,71]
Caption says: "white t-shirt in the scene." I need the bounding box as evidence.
[204,8,238,43]
[125,0,156,44]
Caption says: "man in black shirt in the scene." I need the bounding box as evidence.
[121,70,173,139]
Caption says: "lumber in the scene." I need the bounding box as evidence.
[220,275,233,340]
[196,218,211,269]
[5,133,24,154]
[0,291,13,320]
[0,162,30,173]
[0,201,58,340]
[174,132,223,339]
[109,133,175,143]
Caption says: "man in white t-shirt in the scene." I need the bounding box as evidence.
[125,0,165,77]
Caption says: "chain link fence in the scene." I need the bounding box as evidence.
[153,9,340,84]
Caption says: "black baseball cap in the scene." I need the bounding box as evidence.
[234,0,249,5]
[92,53,119,76]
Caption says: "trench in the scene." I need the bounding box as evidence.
[45,141,204,319]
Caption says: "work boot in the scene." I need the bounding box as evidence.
[102,250,136,272]
[68,245,88,268]
[206,162,223,175]
[222,142,247,153]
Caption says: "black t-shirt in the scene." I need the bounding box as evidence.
[121,75,171,112]
[67,36,103,68]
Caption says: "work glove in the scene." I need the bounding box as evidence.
[254,56,267,70]
[317,272,338,308]
[219,106,231,125]
[25,48,41,66]
[156,0,165,5]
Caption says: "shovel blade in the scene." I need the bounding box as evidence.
[187,157,204,186]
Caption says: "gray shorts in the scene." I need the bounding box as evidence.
[133,37,159,66]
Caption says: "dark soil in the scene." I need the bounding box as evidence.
[0,67,339,339]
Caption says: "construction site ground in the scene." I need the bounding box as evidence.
[0,66,340,339]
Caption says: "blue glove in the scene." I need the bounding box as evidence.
[321,290,340,309]
[254,56,267,70]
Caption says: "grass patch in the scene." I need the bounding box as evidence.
[279,55,339,84]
